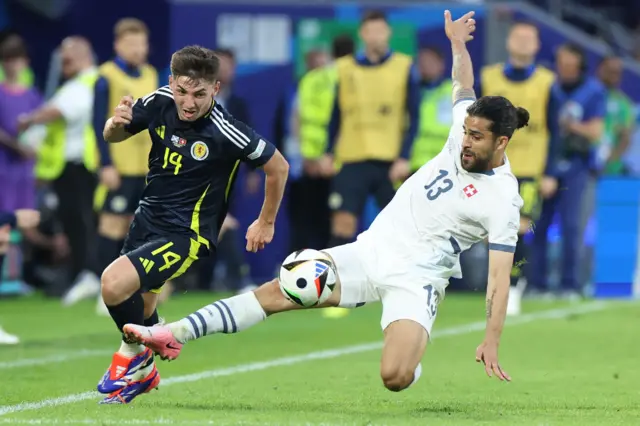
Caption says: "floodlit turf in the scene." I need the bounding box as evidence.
[0,292,638,425]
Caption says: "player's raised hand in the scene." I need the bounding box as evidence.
[444,10,476,43]
[475,340,511,382]
[245,218,275,253]
[111,95,134,127]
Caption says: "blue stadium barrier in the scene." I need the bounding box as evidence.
[593,178,640,298]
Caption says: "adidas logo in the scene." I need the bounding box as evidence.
[139,257,155,274]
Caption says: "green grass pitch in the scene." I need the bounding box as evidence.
[0,292,638,425]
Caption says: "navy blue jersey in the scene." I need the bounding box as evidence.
[123,85,275,247]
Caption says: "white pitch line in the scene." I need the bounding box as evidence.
[0,350,112,369]
[0,301,607,417]
[3,419,316,425]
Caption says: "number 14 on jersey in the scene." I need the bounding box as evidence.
[163,147,183,175]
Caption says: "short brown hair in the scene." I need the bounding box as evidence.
[114,18,149,40]
[170,45,220,83]
[0,34,27,61]
[360,9,388,26]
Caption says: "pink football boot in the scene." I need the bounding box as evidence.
[123,324,183,361]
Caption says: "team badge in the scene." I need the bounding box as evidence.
[110,195,127,213]
[190,141,209,161]
[463,184,478,198]
[171,135,187,148]
[328,192,342,210]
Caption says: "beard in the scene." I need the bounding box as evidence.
[460,150,491,173]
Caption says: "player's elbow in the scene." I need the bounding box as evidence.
[265,151,289,178]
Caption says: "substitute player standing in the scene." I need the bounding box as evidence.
[96,45,289,404]
[62,18,159,313]
[322,10,420,248]
[479,21,557,315]
[125,11,525,391]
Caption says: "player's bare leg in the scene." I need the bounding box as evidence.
[97,255,158,402]
[157,280,174,304]
[123,278,343,360]
[142,291,161,323]
[380,319,428,391]
[322,210,355,319]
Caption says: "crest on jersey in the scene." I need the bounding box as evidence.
[171,135,187,148]
[191,141,209,161]
[463,184,478,198]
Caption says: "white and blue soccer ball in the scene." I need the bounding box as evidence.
[278,249,337,307]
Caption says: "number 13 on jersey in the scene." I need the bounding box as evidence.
[163,147,183,175]
[424,169,454,201]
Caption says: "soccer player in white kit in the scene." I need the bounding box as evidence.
[124,10,528,392]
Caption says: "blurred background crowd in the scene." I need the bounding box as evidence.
[1,0,639,343]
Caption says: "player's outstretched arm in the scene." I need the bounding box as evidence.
[245,149,289,252]
[259,150,289,224]
[444,10,477,104]
[476,248,513,381]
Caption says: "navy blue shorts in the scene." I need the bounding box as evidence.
[329,161,395,215]
[121,218,210,293]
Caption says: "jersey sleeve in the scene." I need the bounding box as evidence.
[445,98,475,153]
[123,96,153,136]
[212,108,276,168]
[487,190,522,253]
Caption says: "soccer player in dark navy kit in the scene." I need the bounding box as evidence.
[96,46,289,404]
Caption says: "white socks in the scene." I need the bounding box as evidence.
[171,291,267,343]
[410,363,422,388]
[118,341,145,357]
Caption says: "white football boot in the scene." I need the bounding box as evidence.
[0,326,19,345]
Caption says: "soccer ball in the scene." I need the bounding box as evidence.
[278,249,337,307]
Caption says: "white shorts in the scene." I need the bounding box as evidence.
[322,241,442,336]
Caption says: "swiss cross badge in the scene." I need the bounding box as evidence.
[463,184,478,198]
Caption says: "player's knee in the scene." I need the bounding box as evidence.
[101,259,139,305]
[332,212,357,237]
[101,269,124,305]
[380,363,415,392]
[254,279,298,316]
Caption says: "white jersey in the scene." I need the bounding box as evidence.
[358,99,523,288]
